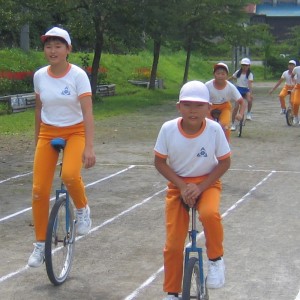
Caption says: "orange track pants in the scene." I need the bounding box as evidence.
[209,102,232,142]
[279,85,294,109]
[293,84,300,116]
[32,122,88,241]
[163,177,223,293]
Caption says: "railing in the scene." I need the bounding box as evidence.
[0,93,35,114]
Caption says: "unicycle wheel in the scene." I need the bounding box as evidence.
[286,107,294,126]
[45,197,76,285]
[182,257,209,300]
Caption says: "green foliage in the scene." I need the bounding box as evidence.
[0,101,11,115]
[0,77,33,95]
[263,55,287,79]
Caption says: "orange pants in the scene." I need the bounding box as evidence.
[279,85,294,109]
[32,122,88,241]
[209,102,232,142]
[292,84,300,116]
[163,177,223,293]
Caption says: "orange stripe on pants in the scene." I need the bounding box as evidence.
[163,177,223,293]
[32,122,88,241]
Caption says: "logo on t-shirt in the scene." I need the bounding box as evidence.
[61,86,71,96]
[197,147,207,157]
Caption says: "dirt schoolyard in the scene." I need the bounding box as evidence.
[1,82,300,300]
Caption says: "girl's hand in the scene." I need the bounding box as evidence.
[82,147,96,169]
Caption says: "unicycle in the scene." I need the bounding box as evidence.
[182,207,209,300]
[44,138,76,285]
[285,91,295,126]
[237,113,246,137]
[286,106,294,126]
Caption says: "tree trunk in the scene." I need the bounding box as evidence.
[20,24,30,52]
[183,37,192,85]
[149,39,161,90]
[91,19,104,96]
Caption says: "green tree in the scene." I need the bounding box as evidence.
[141,0,185,89]
[176,0,261,83]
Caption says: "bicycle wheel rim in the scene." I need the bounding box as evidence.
[45,197,75,285]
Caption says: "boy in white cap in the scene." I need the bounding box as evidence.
[269,60,296,115]
[229,58,254,127]
[28,27,96,268]
[205,62,245,140]
[154,81,231,300]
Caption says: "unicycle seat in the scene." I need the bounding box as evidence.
[51,138,66,152]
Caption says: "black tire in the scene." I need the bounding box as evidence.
[238,115,245,137]
[45,196,76,285]
[182,257,209,300]
[286,107,293,126]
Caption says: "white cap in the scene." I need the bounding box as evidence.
[179,81,211,103]
[213,62,229,73]
[289,60,296,65]
[241,58,251,65]
[41,27,71,45]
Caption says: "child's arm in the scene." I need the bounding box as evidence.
[154,155,188,197]
[269,78,283,94]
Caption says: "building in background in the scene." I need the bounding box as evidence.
[249,0,300,40]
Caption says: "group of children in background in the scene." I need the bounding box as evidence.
[269,59,300,125]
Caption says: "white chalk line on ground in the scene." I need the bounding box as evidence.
[0,165,136,223]
[0,171,33,184]
[1,168,299,297]
[1,166,300,187]
[124,171,275,300]
[0,187,166,284]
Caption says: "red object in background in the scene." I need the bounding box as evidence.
[0,71,34,80]
[85,66,107,73]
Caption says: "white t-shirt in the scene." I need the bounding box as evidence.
[282,70,296,86]
[34,63,92,127]
[205,80,242,104]
[154,117,231,177]
[232,71,254,88]
[292,66,300,84]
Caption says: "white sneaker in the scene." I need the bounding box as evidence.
[230,124,236,131]
[280,109,286,115]
[206,257,225,289]
[246,112,252,120]
[163,295,180,300]
[293,116,299,125]
[76,205,92,235]
[28,242,45,268]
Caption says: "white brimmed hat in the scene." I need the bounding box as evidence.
[241,58,251,65]
[179,81,211,103]
[41,27,71,45]
[289,60,296,65]
[213,62,229,73]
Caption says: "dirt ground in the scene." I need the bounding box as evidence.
[1,82,300,300]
